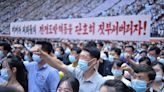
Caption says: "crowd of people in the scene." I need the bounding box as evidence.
[0,37,163,92]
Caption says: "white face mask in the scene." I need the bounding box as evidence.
[0,68,9,81]
[159,58,164,64]
[155,72,163,81]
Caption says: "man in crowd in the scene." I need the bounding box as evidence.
[147,46,160,63]
[0,41,12,61]
[131,64,156,92]
[25,41,60,92]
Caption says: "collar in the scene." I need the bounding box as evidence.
[85,71,99,83]
[37,63,48,70]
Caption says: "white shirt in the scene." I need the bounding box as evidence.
[103,75,131,87]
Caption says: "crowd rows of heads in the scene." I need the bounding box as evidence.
[0,37,163,92]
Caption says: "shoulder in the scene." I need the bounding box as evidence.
[47,65,59,75]
[17,85,25,92]
[10,84,25,92]
[24,61,37,67]
[24,62,37,71]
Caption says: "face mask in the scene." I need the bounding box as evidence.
[55,51,61,57]
[131,79,147,92]
[78,59,89,72]
[105,44,111,49]
[0,50,4,59]
[159,58,164,64]
[69,55,77,63]
[0,68,9,81]
[65,48,71,54]
[24,55,30,61]
[26,44,32,50]
[32,54,42,63]
[111,69,123,77]
[155,72,163,81]
[148,55,156,62]
[108,55,114,62]
[28,44,32,48]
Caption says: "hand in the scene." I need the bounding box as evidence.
[124,53,131,60]
[121,63,133,73]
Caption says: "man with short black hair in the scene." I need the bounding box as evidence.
[110,47,121,60]
[0,41,12,60]
[131,64,156,92]
[148,46,161,62]
[25,41,60,92]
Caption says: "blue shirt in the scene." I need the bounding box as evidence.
[24,62,60,92]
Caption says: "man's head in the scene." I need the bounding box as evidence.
[0,41,11,58]
[141,43,148,51]
[148,46,160,62]
[110,48,121,60]
[68,47,81,63]
[12,44,23,57]
[36,41,53,54]
[31,41,53,63]
[55,46,65,57]
[132,64,156,92]
[148,46,160,57]
[124,45,135,55]
[97,41,104,50]
[139,56,151,66]
[78,46,100,72]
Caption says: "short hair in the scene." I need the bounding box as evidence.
[83,46,100,60]
[111,48,121,56]
[97,41,104,47]
[141,43,148,49]
[152,62,164,73]
[71,47,82,54]
[148,46,161,55]
[112,60,124,68]
[112,60,124,75]
[36,41,53,54]
[85,41,97,47]
[100,80,133,92]
[0,41,12,53]
[56,46,65,55]
[57,75,79,92]
[125,45,135,52]
[139,56,151,66]
[133,64,156,81]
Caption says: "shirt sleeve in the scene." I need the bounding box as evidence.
[23,62,36,71]
[66,66,77,77]
[66,66,83,78]
[47,69,60,92]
